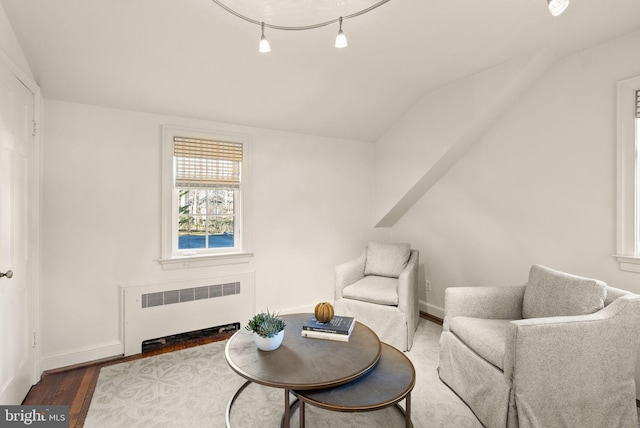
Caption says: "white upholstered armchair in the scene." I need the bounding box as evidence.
[438,265,640,428]
[334,242,419,351]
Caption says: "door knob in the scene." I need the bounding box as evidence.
[0,270,13,279]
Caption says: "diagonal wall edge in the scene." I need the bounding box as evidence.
[375,48,557,228]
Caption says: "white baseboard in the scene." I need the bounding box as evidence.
[420,300,444,320]
[42,340,124,371]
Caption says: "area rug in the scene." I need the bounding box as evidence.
[85,320,482,427]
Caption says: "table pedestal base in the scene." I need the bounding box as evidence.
[294,393,412,428]
[226,380,412,428]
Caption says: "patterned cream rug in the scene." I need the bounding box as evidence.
[85,320,482,427]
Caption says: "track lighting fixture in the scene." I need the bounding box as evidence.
[210,0,391,53]
[259,22,271,53]
[211,0,571,53]
[547,0,569,16]
[335,17,348,49]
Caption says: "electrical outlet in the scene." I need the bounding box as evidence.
[425,280,432,292]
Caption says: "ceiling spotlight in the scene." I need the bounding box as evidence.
[547,0,569,16]
[259,22,271,53]
[335,17,348,48]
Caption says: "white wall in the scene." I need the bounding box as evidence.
[41,100,375,368]
[385,31,640,315]
[374,50,555,227]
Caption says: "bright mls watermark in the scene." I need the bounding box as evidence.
[0,406,68,427]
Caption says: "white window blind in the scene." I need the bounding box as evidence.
[174,137,242,189]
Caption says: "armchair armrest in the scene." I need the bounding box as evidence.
[503,295,640,426]
[397,250,419,315]
[443,285,526,331]
[334,249,366,299]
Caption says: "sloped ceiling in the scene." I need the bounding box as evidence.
[2,0,640,142]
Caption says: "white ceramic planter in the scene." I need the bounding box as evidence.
[252,330,284,351]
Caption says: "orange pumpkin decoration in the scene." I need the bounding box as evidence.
[314,302,335,324]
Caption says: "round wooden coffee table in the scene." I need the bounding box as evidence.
[293,342,415,427]
[225,313,381,428]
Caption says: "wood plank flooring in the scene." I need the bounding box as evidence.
[21,313,440,427]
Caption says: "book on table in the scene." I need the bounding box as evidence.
[301,315,355,341]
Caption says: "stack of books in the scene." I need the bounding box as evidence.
[301,315,355,342]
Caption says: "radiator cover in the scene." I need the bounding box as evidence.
[120,272,255,356]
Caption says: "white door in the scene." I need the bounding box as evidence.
[0,62,37,404]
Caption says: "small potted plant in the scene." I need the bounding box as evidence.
[245,309,286,351]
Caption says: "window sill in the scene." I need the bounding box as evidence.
[613,255,640,273]
[159,252,254,270]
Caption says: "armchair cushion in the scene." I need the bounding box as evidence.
[449,317,513,370]
[523,265,606,319]
[342,275,398,306]
[364,241,411,278]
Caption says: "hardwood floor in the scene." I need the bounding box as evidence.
[21,313,440,427]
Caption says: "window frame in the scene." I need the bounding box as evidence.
[160,125,253,270]
[615,77,640,273]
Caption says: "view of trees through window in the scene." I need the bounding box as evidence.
[178,189,235,249]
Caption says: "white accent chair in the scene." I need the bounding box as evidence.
[438,264,640,428]
[334,242,419,351]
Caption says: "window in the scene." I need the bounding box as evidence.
[161,126,252,269]
[615,78,640,272]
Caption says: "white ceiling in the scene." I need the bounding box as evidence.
[2,0,640,142]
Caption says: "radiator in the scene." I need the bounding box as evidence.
[120,272,255,356]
